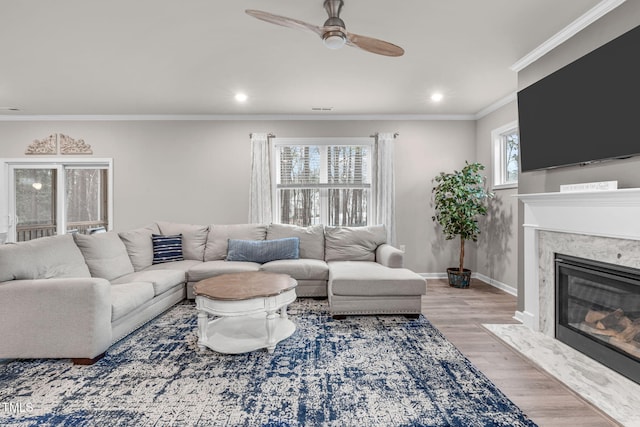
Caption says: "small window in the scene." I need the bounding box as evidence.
[492,122,519,189]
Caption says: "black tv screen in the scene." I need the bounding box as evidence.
[518,24,640,172]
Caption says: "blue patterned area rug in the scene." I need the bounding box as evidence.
[0,299,537,427]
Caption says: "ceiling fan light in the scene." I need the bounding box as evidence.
[323,31,346,49]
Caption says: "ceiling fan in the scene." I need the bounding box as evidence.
[245,0,405,57]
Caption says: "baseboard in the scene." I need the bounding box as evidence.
[472,273,518,296]
[420,272,517,297]
[420,273,447,279]
[514,310,535,328]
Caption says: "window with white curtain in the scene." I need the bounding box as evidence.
[273,138,373,227]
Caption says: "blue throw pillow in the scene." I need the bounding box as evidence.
[227,238,300,264]
[152,234,184,264]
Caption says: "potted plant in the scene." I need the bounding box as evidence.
[431,162,493,288]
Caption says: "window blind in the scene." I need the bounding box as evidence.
[273,138,372,226]
[277,145,371,188]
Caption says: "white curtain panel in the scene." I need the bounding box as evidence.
[373,133,397,246]
[249,133,272,224]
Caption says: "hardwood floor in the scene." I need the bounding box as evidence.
[422,278,620,427]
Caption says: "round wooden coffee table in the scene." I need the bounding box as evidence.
[193,272,297,354]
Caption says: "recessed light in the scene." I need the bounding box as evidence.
[235,93,248,103]
[430,93,443,102]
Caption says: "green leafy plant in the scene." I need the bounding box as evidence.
[432,162,494,274]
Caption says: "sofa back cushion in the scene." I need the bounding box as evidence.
[118,223,160,271]
[74,232,135,281]
[0,234,90,281]
[324,225,387,262]
[204,224,268,261]
[156,222,209,261]
[227,238,300,264]
[266,223,325,260]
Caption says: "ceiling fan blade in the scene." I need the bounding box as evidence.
[245,9,323,37]
[346,32,405,57]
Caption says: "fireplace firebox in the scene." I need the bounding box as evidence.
[556,254,640,384]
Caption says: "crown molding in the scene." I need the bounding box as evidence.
[474,92,517,120]
[510,0,627,72]
[0,113,477,122]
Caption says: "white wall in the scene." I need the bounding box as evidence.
[475,101,519,292]
[0,118,477,275]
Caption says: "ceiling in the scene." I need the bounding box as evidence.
[0,0,605,117]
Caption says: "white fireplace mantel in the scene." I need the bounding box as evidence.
[516,188,640,330]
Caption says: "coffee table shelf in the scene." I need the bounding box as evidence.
[200,313,296,354]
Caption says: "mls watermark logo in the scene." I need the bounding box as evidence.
[2,401,34,414]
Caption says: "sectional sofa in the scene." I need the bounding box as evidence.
[0,222,426,364]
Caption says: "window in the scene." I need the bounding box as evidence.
[1,158,113,242]
[491,122,519,189]
[273,138,372,227]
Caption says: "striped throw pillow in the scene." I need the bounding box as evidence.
[152,234,184,264]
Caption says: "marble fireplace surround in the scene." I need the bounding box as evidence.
[490,189,640,425]
[517,188,640,331]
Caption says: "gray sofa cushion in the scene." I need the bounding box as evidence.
[267,224,325,260]
[187,260,261,282]
[118,223,160,271]
[204,224,268,261]
[261,259,329,281]
[74,232,135,281]
[329,261,426,296]
[0,234,90,281]
[227,238,299,263]
[156,222,209,261]
[324,225,387,262]
[111,269,186,296]
[110,282,155,321]
[144,259,202,274]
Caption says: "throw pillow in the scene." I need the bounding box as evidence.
[226,237,300,264]
[152,234,184,264]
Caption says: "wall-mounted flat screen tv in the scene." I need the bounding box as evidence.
[518,24,640,172]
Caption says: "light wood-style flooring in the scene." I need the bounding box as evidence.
[422,278,620,427]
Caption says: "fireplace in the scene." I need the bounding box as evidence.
[555,254,640,384]
[513,189,640,425]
